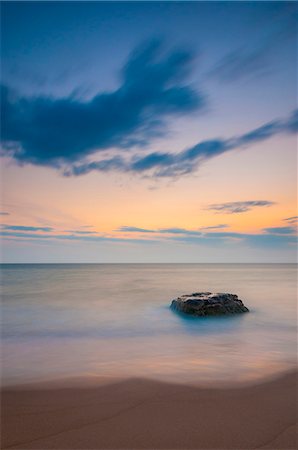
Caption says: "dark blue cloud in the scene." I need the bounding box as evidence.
[206,200,275,214]
[263,226,296,235]
[1,40,203,167]
[285,109,298,133]
[238,121,281,145]
[64,157,127,177]
[128,140,231,177]
[131,152,175,172]
[67,109,297,178]
[1,224,53,232]
[1,28,297,180]
[0,211,10,216]
[181,140,228,161]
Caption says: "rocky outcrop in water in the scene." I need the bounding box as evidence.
[171,292,249,316]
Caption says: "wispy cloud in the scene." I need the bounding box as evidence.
[263,226,296,235]
[207,47,270,83]
[116,224,297,246]
[118,226,228,235]
[0,212,10,216]
[0,230,159,245]
[117,226,154,233]
[117,226,197,235]
[284,216,298,224]
[159,228,197,235]
[1,214,295,254]
[207,4,297,83]
[200,224,229,230]
[207,200,275,214]
[1,40,202,167]
[1,224,54,232]
[1,223,296,250]
[65,109,298,178]
[64,230,96,235]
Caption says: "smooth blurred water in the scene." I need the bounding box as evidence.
[1,264,297,386]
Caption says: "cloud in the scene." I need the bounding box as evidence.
[0,230,158,245]
[1,231,57,240]
[200,224,228,230]
[1,223,296,250]
[1,40,203,167]
[65,157,127,177]
[1,224,53,232]
[1,29,297,180]
[207,200,275,214]
[118,226,223,236]
[242,233,297,248]
[159,227,196,234]
[0,212,10,216]
[284,215,298,224]
[207,47,270,83]
[207,5,297,82]
[117,226,154,233]
[64,230,96,234]
[131,152,175,172]
[167,231,296,249]
[237,121,282,145]
[66,109,298,178]
[263,226,296,235]
[117,225,258,240]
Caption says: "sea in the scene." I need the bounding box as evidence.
[1,264,297,386]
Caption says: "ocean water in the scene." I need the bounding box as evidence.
[1,264,297,386]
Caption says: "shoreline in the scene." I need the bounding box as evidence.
[1,365,297,390]
[1,370,297,449]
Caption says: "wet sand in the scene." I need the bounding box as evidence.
[1,371,297,449]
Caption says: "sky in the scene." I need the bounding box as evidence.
[0,1,297,263]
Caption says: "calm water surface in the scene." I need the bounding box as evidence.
[1,264,297,385]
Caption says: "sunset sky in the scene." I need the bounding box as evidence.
[1,1,297,262]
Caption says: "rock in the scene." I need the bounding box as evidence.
[171,292,249,316]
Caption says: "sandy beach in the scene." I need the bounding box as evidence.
[1,370,297,450]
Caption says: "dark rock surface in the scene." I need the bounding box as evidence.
[171,292,249,316]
